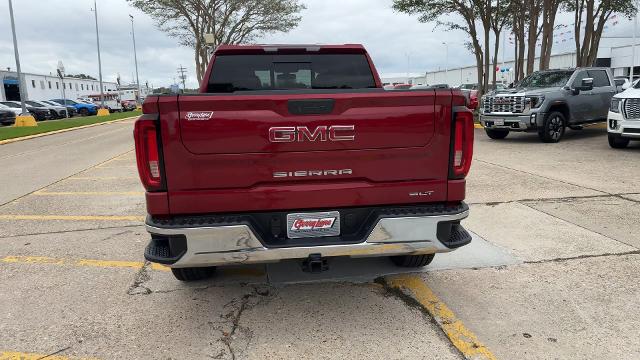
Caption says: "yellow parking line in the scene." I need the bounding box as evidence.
[66,176,140,180]
[474,123,484,129]
[0,215,144,221]
[0,350,99,360]
[0,255,266,277]
[94,165,138,169]
[387,274,497,360]
[32,191,144,196]
[1,256,169,272]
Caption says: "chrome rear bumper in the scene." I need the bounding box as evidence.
[145,208,470,268]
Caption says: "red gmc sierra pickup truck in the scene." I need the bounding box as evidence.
[135,44,474,281]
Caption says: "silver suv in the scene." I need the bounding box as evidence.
[480,68,616,142]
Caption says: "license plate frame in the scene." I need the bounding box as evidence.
[494,119,505,126]
[286,211,341,239]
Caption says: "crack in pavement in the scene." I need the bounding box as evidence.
[523,250,640,264]
[0,224,145,239]
[474,158,609,196]
[468,192,640,207]
[0,149,135,209]
[518,201,640,250]
[127,261,152,295]
[211,286,272,360]
[373,277,467,360]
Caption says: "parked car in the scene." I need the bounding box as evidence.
[613,76,640,91]
[607,80,640,148]
[25,100,67,119]
[41,100,76,117]
[456,84,478,110]
[136,44,475,281]
[87,94,123,113]
[389,84,413,90]
[0,103,21,117]
[0,108,16,126]
[49,99,97,116]
[458,83,479,90]
[0,101,51,121]
[480,67,616,142]
[121,100,137,111]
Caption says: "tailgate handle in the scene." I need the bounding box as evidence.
[288,99,335,115]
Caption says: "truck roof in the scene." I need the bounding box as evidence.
[214,44,367,55]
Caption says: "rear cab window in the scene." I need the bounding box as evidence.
[207,54,377,93]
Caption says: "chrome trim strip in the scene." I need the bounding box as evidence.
[146,210,469,268]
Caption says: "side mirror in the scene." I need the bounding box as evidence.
[577,78,594,92]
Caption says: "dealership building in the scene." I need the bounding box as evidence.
[0,69,119,102]
[381,40,640,87]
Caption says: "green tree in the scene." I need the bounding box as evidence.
[128,0,305,82]
[566,0,636,66]
[393,0,493,94]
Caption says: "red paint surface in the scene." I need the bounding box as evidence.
[138,45,472,216]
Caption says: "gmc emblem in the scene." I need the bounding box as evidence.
[269,125,355,143]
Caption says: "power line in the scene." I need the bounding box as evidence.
[177,65,187,90]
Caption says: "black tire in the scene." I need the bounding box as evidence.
[78,108,89,117]
[171,267,216,281]
[608,133,630,149]
[538,111,566,143]
[390,254,435,268]
[485,128,510,140]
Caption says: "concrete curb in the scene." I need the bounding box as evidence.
[0,115,139,146]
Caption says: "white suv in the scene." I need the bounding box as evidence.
[608,83,640,148]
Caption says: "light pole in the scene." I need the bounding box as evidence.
[129,15,141,104]
[92,0,105,108]
[57,61,68,118]
[442,42,449,83]
[7,0,28,116]
[632,8,638,84]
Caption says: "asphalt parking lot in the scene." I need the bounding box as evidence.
[1,120,639,360]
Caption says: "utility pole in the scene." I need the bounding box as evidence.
[177,65,187,90]
[8,0,27,115]
[442,42,449,83]
[57,61,68,118]
[92,0,105,107]
[502,31,506,84]
[129,15,141,103]
[632,7,638,84]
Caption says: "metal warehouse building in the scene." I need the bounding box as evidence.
[0,70,118,102]
[424,42,640,86]
[381,41,640,87]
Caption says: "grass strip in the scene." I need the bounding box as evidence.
[0,110,141,141]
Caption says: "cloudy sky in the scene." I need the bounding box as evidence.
[0,0,635,89]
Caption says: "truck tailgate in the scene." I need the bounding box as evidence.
[157,90,454,214]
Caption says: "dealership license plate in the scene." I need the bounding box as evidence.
[494,119,505,126]
[286,211,341,239]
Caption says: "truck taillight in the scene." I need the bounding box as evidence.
[450,109,474,179]
[134,116,165,191]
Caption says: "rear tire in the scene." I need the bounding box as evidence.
[390,254,435,268]
[78,108,89,117]
[485,128,509,139]
[171,267,216,281]
[538,111,566,143]
[608,133,630,149]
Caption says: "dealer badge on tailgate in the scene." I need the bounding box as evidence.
[286,211,341,239]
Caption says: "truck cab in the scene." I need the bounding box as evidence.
[480,68,616,142]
